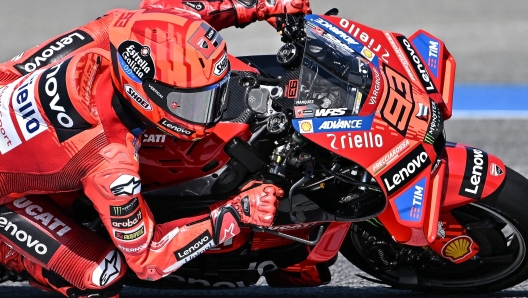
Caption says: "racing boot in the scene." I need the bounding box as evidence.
[0,241,121,298]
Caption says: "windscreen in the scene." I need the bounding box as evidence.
[295,20,377,117]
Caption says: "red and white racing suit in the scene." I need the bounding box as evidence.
[0,0,307,296]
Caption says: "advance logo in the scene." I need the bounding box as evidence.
[293,115,374,134]
[459,148,488,199]
[394,177,426,222]
[381,145,431,196]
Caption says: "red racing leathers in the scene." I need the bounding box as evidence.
[0,0,314,296]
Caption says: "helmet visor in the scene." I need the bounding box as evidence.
[143,74,229,125]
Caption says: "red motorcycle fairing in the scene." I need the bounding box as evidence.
[441,142,506,209]
[408,29,456,120]
[376,159,445,246]
[376,143,506,250]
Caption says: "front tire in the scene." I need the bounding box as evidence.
[340,166,528,294]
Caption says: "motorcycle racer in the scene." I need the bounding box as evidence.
[0,1,310,297]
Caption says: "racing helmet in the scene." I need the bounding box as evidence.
[109,10,230,141]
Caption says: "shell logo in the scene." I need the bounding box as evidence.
[299,120,313,134]
[441,236,473,262]
[362,48,374,60]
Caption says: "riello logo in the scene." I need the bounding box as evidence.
[381,145,431,196]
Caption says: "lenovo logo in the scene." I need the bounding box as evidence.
[459,148,488,199]
[381,145,431,196]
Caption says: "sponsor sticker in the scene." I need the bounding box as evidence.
[396,36,438,94]
[0,205,61,265]
[459,148,488,199]
[293,115,374,134]
[394,177,426,222]
[424,100,443,144]
[381,145,431,196]
[118,243,147,254]
[296,119,313,134]
[412,32,440,79]
[327,132,383,150]
[314,108,347,117]
[125,85,152,111]
[213,53,229,76]
[114,223,145,241]
[14,30,94,75]
[158,118,194,136]
[490,163,504,176]
[441,236,473,262]
[111,209,143,229]
[12,71,48,142]
[110,198,139,217]
[11,197,72,237]
[38,58,92,142]
[188,23,224,59]
[0,78,23,154]
[174,230,213,261]
[371,139,411,174]
[142,133,166,143]
[117,40,155,83]
[109,175,141,196]
[92,250,121,287]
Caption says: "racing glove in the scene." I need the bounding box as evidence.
[209,180,284,244]
[139,0,311,29]
[256,0,312,29]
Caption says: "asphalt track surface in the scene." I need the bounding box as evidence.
[1,0,528,297]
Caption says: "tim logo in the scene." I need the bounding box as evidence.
[394,177,426,222]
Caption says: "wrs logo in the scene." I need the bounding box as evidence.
[314,108,347,117]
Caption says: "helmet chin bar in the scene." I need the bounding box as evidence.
[111,92,150,134]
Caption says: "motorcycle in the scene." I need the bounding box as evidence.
[134,8,528,293]
[6,7,528,294]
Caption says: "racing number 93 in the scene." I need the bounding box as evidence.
[381,65,415,136]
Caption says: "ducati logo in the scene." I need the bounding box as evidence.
[490,163,504,176]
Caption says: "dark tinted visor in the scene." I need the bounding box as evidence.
[143,74,229,125]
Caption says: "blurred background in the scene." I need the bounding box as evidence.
[1,0,528,83]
